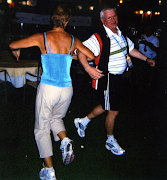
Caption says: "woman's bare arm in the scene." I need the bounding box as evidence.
[9,33,42,50]
[9,33,44,61]
[73,37,104,80]
[74,37,95,60]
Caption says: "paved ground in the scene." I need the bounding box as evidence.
[0,58,167,180]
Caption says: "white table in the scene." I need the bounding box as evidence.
[0,59,39,88]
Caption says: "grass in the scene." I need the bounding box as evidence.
[0,61,167,180]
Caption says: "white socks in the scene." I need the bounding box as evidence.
[81,116,91,127]
[107,134,115,142]
[46,167,54,171]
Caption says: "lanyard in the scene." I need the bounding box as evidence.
[112,34,127,55]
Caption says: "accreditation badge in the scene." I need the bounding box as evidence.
[126,54,133,70]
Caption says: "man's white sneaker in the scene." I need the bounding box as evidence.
[105,139,125,155]
[60,137,74,165]
[74,118,86,138]
[39,166,57,180]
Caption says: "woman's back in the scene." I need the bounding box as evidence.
[40,31,74,87]
[43,30,74,55]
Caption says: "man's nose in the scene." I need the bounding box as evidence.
[111,17,115,22]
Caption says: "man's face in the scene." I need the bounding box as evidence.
[101,10,118,32]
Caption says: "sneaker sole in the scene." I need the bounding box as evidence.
[105,144,125,155]
[40,175,57,180]
[63,141,75,165]
[74,118,85,138]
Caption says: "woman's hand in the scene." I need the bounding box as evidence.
[12,49,20,61]
[85,66,104,80]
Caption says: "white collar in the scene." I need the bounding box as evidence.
[103,24,121,37]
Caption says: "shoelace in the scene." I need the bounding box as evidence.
[107,142,115,148]
[107,139,117,148]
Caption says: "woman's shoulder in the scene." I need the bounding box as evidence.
[28,32,44,41]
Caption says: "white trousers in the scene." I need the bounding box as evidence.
[34,83,73,158]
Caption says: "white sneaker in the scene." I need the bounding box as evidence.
[74,118,87,138]
[60,137,74,165]
[105,138,125,155]
[39,166,57,180]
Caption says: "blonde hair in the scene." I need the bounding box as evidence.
[52,4,72,29]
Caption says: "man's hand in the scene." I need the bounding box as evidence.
[12,49,20,61]
[85,66,104,80]
[147,59,155,67]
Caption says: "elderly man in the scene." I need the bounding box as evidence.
[74,6,155,155]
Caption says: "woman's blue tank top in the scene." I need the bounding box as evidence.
[40,32,74,87]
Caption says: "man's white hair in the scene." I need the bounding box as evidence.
[100,6,117,19]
